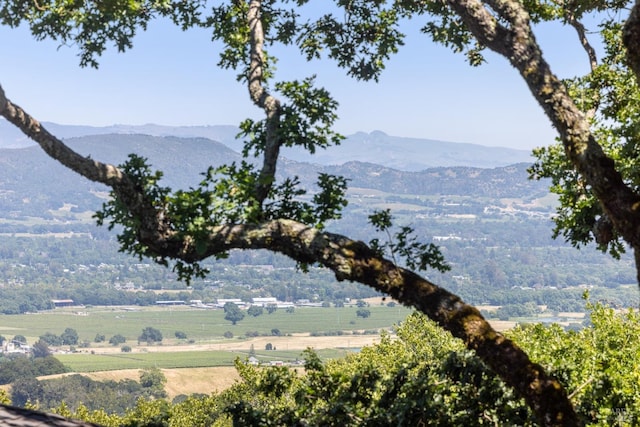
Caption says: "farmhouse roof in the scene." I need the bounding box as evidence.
[0,404,102,426]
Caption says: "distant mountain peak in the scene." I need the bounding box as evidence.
[368,130,389,137]
[0,121,532,170]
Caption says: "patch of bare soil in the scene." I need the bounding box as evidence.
[488,320,517,332]
[88,333,382,355]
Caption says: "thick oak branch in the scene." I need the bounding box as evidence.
[248,0,282,206]
[449,0,640,268]
[0,84,173,247]
[624,0,640,81]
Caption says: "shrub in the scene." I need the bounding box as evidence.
[109,334,126,346]
[247,306,264,317]
[356,308,371,318]
[139,327,163,344]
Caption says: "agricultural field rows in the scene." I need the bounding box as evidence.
[0,303,411,345]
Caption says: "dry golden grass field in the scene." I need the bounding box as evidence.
[86,367,241,399]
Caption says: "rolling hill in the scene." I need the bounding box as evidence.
[0,120,533,170]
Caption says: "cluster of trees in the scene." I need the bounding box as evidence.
[0,356,66,386]
[0,216,636,317]
[9,326,163,354]
[0,223,634,317]
[10,368,168,414]
[39,328,79,347]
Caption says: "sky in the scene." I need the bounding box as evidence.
[0,8,596,150]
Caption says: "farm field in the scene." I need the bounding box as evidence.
[50,334,379,398]
[0,302,580,399]
[88,367,242,398]
[0,303,412,347]
[56,345,348,372]
[0,303,407,397]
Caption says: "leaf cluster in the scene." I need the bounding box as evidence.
[239,76,343,158]
[368,209,450,273]
[0,0,206,68]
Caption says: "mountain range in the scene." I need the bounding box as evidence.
[0,120,533,170]
[0,132,548,224]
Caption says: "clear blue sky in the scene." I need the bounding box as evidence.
[0,13,593,150]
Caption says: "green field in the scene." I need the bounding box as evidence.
[0,304,410,345]
[55,348,345,372]
[0,305,410,372]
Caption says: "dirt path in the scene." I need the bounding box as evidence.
[87,333,382,355]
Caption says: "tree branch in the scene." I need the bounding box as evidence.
[564,7,599,119]
[248,0,282,207]
[0,84,174,249]
[449,0,640,270]
[0,85,126,188]
[567,15,598,72]
[624,0,640,82]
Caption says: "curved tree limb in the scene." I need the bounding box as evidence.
[248,0,282,207]
[158,219,579,426]
[0,84,174,249]
[449,0,640,278]
[624,0,640,81]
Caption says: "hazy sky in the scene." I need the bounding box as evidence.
[0,11,595,150]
